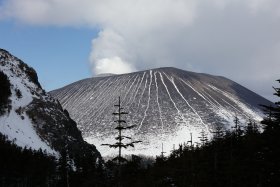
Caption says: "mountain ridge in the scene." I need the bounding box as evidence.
[0,49,101,163]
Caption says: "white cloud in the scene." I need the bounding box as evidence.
[1,0,280,100]
[0,0,196,28]
[94,56,136,75]
[89,29,135,74]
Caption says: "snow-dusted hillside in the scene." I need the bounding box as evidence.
[51,67,272,157]
[0,49,101,161]
[0,49,57,154]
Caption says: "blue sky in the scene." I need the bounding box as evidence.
[0,20,98,90]
[0,0,279,101]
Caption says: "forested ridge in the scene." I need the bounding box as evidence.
[0,133,105,187]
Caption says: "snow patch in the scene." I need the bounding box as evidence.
[85,124,208,157]
[0,109,57,156]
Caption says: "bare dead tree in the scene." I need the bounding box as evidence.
[161,143,166,158]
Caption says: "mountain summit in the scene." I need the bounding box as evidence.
[51,67,272,156]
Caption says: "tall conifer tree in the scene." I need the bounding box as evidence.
[102,97,141,164]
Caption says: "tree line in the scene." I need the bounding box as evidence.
[1,80,279,186]
[0,133,105,187]
[101,80,280,187]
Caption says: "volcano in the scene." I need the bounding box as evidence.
[51,67,272,156]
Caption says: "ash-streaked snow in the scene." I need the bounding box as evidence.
[51,67,272,157]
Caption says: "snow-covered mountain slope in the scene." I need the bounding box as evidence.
[51,67,272,157]
[0,49,101,161]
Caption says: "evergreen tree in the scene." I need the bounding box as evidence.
[232,115,243,137]
[0,71,11,115]
[198,130,208,146]
[102,97,141,186]
[211,123,225,141]
[245,119,259,135]
[261,79,280,132]
[260,79,280,186]
[0,133,57,186]
[102,97,141,164]
[57,146,71,187]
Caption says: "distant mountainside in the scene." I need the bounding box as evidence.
[0,49,101,163]
[51,67,272,157]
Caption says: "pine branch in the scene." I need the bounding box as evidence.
[112,112,128,115]
[101,143,129,148]
[103,141,142,149]
[115,125,136,130]
[125,125,137,129]
[131,140,142,144]
[124,141,142,148]
[115,126,126,130]
[115,136,132,140]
